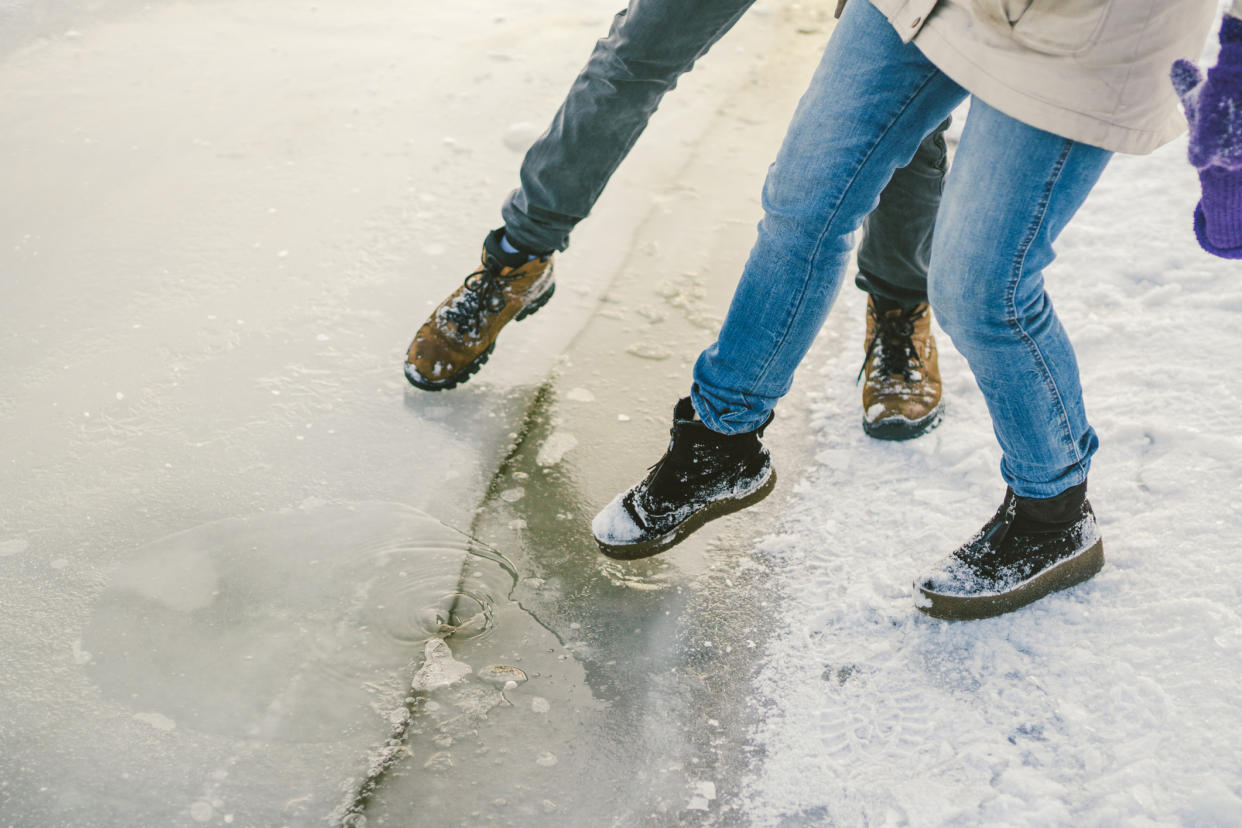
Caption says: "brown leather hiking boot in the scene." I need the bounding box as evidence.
[404,228,555,391]
[859,296,943,440]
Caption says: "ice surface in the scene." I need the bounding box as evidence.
[1,0,806,821]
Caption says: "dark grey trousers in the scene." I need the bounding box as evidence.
[501,0,947,308]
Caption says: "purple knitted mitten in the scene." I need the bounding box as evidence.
[1171,16,1242,259]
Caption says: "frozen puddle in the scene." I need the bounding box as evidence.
[85,501,513,744]
[33,501,530,825]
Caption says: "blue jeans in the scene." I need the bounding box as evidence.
[501,0,948,309]
[691,0,1113,498]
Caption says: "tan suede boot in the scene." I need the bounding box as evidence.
[859,296,943,440]
[405,228,555,391]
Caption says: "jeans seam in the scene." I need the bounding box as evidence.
[749,67,943,393]
[1005,138,1089,487]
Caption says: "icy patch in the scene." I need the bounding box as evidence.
[625,343,671,360]
[71,639,92,665]
[411,639,472,693]
[502,122,540,153]
[477,665,527,687]
[0,538,29,558]
[112,541,218,612]
[686,780,717,811]
[531,697,550,714]
[565,387,595,403]
[133,712,177,732]
[591,494,643,544]
[499,487,525,503]
[536,430,578,467]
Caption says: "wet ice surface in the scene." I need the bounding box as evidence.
[356,386,798,826]
[0,0,820,824]
[85,502,512,744]
[2,500,524,826]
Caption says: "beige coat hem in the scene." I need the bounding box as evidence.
[913,23,1183,155]
[869,0,1218,156]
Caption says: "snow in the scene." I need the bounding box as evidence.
[741,136,1242,825]
[410,639,473,693]
[535,428,578,466]
[502,122,542,154]
[592,493,645,544]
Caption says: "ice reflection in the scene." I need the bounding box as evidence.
[84,501,515,744]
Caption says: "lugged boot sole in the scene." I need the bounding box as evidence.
[862,403,943,441]
[404,283,556,391]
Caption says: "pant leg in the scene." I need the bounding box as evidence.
[927,98,1112,498]
[501,0,756,254]
[854,117,951,308]
[691,0,967,434]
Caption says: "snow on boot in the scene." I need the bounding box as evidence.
[592,397,776,559]
[914,483,1104,620]
[859,297,943,440]
[405,228,555,391]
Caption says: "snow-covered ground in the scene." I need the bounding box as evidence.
[742,137,1242,825]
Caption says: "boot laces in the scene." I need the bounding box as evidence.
[857,304,927,383]
[442,258,510,336]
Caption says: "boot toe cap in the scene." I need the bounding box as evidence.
[592,494,645,545]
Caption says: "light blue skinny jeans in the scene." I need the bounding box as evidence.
[690,0,1113,498]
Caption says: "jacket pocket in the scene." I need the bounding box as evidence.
[969,0,1114,56]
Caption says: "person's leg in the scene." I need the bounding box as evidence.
[408,0,754,390]
[593,0,966,553]
[856,118,950,308]
[854,116,951,442]
[690,0,967,435]
[501,0,757,254]
[913,98,1112,620]
[927,97,1112,499]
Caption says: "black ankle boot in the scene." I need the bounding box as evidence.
[591,397,776,559]
[914,483,1104,620]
